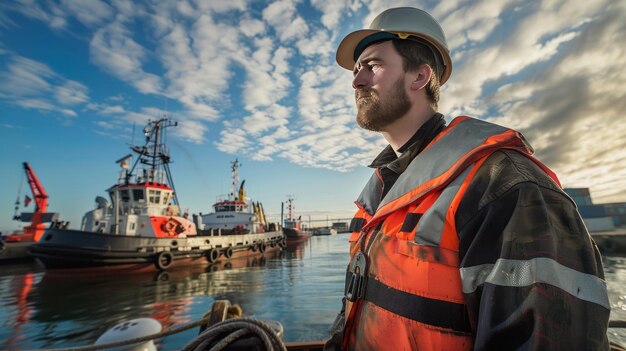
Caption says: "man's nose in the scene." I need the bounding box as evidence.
[352,69,371,90]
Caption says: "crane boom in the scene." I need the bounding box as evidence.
[23,162,48,210]
[22,162,49,242]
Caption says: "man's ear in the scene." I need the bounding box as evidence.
[409,64,432,91]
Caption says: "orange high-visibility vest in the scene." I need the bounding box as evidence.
[343,117,559,351]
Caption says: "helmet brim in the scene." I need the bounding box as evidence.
[336,29,452,85]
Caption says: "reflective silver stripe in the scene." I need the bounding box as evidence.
[460,257,610,309]
[379,118,511,211]
[414,167,471,246]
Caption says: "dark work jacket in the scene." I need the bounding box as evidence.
[325,115,610,351]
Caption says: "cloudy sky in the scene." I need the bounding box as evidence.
[0,0,624,231]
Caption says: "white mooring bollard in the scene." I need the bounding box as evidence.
[95,318,162,351]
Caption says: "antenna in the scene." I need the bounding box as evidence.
[230,158,241,201]
[12,166,25,220]
[131,122,136,147]
[286,194,296,220]
[126,118,180,204]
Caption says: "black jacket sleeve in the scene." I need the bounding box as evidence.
[323,298,346,351]
[456,150,610,350]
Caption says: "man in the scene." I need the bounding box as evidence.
[326,7,610,351]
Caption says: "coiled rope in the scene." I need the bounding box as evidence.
[180,317,287,351]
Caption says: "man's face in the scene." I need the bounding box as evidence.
[353,40,411,132]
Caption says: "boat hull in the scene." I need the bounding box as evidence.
[312,228,337,236]
[28,228,285,273]
[0,241,34,262]
[283,227,310,242]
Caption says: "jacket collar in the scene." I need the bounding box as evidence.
[368,113,446,174]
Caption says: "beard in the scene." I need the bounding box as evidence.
[355,77,411,131]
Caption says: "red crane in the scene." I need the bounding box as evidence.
[6,162,53,243]
[22,162,49,242]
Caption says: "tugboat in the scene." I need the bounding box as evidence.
[281,197,310,242]
[29,118,285,273]
[197,159,274,236]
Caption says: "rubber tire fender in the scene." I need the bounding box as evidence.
[279,238,287,248]
[259,241,266,253]
[155,251,174,270]
[206,248,219,263]
[224,246,233,259]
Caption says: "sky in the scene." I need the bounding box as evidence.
[0,0,625,232]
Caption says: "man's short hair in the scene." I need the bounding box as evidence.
[391,39,441,109]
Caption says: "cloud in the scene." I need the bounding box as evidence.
[310,0,361,30]
[60,0,114,27]
[439,0,626,202]
[94,120,116,129]
[172,118,208,143]
[239,17,266,37]
[15,98,76,116]
[2,0,625,205]
[262,0,309,42]
[0,55,89,117]
[296,29,334,57]
[106,94,125,102]
[441,1,609,114]
[239,40,293,111]
[215,30,296,160]
[1,0,68,29]
[193,0,248,13]
[86,102,126,115]
[155,14,238,121]
[55,80,90,105]
[90,21,163,95]
[86,103,207,143]
[218,37,385,170]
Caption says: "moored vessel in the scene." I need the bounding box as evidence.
[312,227,337,236]
[197,159,277,236]
[282,197,310,242]
[28,118,284,273]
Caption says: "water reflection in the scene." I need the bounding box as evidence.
[1,236,624,350]
[604,256,626,345]
[1,251,285,350]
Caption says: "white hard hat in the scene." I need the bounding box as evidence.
[336,7,452,85]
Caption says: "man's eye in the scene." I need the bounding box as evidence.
[353,63,379,76]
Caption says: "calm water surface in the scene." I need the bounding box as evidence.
[1,234,625,350]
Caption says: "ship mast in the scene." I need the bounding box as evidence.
[286,195,295,221]
[230,159,241,201]
[128,117,180,206]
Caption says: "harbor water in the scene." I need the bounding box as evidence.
[1,234,625,349]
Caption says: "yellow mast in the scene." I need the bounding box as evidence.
[259,202,268,227]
